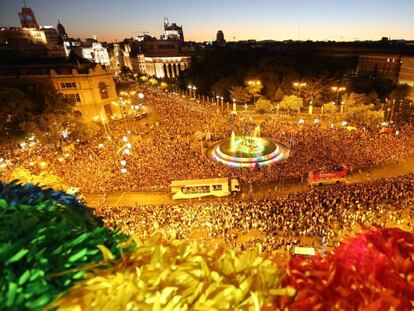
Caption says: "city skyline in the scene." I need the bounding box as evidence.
[1,0,413,42]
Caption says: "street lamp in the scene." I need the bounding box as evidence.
[232,99,237,114]
[293,82,307,97]
[247,80,262,104]
[331,86,346,104]
[188,85,197,98]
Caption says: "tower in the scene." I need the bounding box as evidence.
[215,30,226,47]
[216,30,225,42]
[57,19,68,39]
[18,5,39,29]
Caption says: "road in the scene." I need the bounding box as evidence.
[85,155,414,208]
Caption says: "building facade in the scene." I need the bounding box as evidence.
[357,54,402,81]
[18,7,39,29]
[74,39,110,66]
[138,39,190,78]
[357,54,414,101]
[161,17,184,41]
[0,63,120,122]
[50,64,120,121]
[399,56,414,101]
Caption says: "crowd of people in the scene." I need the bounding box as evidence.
[96,173,414,252]
[2,87,414,195]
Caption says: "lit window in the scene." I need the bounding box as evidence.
[60,82,77,89]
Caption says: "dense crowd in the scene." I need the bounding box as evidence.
[96,173,414,252]
[1,88,414,194]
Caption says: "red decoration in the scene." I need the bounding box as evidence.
[275,228,414,310]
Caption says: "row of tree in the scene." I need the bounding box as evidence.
[181,47,410,106]
[0,80,99,143]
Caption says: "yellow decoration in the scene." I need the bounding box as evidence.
[53,235,293,310]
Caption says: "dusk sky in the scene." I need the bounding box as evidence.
[1,0,413,42]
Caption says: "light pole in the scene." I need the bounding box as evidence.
[248,80,262,104]
[331,86,346,105]
[293,82,307,97]
[188,85,197,98]
[192,86,197,99]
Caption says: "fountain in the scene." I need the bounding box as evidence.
[230,131,236,151]
[206,129,290,168]
[252,125,261,137]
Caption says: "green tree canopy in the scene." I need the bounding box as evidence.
[322,102,337,114]
[0,88,35,133]
[279,95,303,113]
[229,86,251,104]
[273,87,285,102]
[302,79,325,105]
[346,104,384,129]
[255,98,274,114]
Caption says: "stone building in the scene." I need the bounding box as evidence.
[138,39,190,78]
[357,54,402,82]
[49,64,119,121]
[0,63,120,122]
[357,54,414,101]
[399,56,414,101]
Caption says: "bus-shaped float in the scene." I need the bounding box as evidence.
[308,165,347,187]
[171,177,240,200]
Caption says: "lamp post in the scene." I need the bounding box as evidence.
[192,86,197,99]
[293,82,307,97]
[232,99,237,114]
[188,85,197,98]
[308,101,313,115]
[331,86,346,105]
[248,80,262,104]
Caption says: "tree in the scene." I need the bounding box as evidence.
[212,77,237,98]
[273,87,285,102]
[148,78,158,86]
[229,86,251,104]
[0,88,35,133]
[245,80,263,103]
[302,79,325,104]
[346,104,384,129]
[69,120,101,142]
[160,82,168,90]
[367,90,379,105]
[20,113,70,143]
[255,98,274,114]
[342,92,369,108]
[8,167,67,191]
[322,102,337,114]
[389,84,410,102]
[279,95,303,113]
